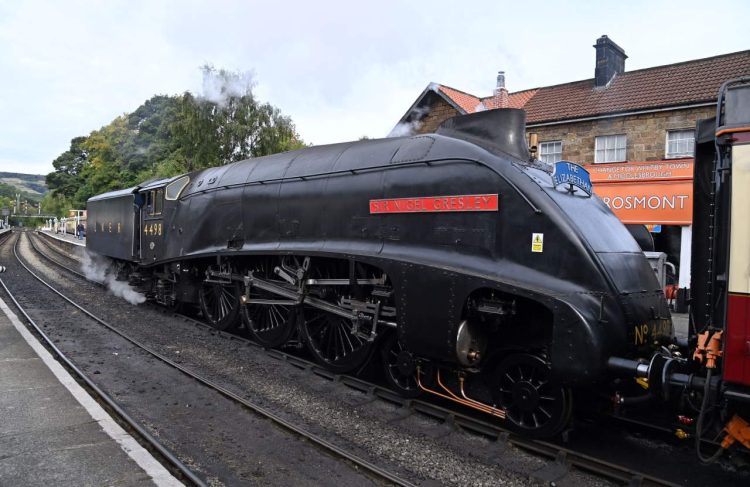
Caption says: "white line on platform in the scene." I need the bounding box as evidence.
[0,296,183,487]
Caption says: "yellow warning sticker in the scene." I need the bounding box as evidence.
[531,233,544,253]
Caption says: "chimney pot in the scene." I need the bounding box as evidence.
[496,70,506,89]
[493,71,509,108]
[593,35,627,88]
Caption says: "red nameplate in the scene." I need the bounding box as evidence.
[369,194,499,214]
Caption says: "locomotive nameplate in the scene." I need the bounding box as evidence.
[369,194,498,214]
[552,161,592,196]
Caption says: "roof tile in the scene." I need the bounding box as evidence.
[437,85,481,113]
[435,51,750,124]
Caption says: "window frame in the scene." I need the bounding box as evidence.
[594,134,627,164]
[146,189,163,217]
[665,129,695,159]
[539,140,563,164]
[165,175,190,201]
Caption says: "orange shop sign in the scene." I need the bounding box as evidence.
[588,159,694,225]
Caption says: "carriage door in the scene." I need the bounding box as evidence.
[141,187,165,262]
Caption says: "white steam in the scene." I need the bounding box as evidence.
[81,251,146,305]
[388,120,421,137]
[388,105,429,138]
[200,66,256,108]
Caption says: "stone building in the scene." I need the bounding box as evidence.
[395,37,750,295]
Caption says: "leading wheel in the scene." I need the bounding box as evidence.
[491,353,573,438]
[199,281,241,331]
[300,306,375,374]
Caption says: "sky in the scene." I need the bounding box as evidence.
[0,0,748,176]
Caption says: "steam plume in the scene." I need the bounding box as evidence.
[81,251,146,305]
[199,65,256,108]
[388,105,429,138]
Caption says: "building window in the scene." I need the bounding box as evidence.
[539,141,562,164]
[595,134,626,163]
[666,130,695,158]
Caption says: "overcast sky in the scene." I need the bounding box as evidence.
[1,0,748,175]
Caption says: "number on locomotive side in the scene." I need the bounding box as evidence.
[634,324,649,345]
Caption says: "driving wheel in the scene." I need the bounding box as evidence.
[198,280,241,331]
[241,282,297,348]
[300,306,375,374]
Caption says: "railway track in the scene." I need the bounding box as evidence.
[6,231,417,487]
[0,232,204,487]
[26,230,694,487]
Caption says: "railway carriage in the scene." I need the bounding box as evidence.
[86,108,672,437]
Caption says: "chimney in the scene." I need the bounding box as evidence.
[495,71,506,93]
[594,35,627,88]
[493,70,509,108]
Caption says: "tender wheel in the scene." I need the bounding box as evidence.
[381,333,420,398]
[199,281,241,331]
[300,307,375,374]
[241,285,297,348]
[491,353,572,437]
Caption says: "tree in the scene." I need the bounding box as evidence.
[46,136,88,202]
[123,95,183,175]
[172,66,305,170]
[0,195,12,212]
[73,117,132,204]
[40,191,72,217]
[45,65,305,203]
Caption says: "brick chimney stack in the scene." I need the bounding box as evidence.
[493,70,509,108]
[594,35,627,88]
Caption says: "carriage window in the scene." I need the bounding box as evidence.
[165,175,190,200]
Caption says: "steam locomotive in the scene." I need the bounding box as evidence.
[86,107,675,439]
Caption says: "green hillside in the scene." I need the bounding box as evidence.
[0,172,47,202]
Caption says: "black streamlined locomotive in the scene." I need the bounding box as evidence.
[86,108,670,437]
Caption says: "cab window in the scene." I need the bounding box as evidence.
[146,189,163,216]
[154,189,163,215]
[165,176,190,200]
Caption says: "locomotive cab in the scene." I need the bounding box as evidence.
[141,185,163,262]
[138,176,190,263]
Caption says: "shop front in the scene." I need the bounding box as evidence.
[589,159,694,292]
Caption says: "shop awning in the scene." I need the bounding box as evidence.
[589,159,694,225]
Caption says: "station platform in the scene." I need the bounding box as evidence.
[40,230,85,247]
[0,296,180,486]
